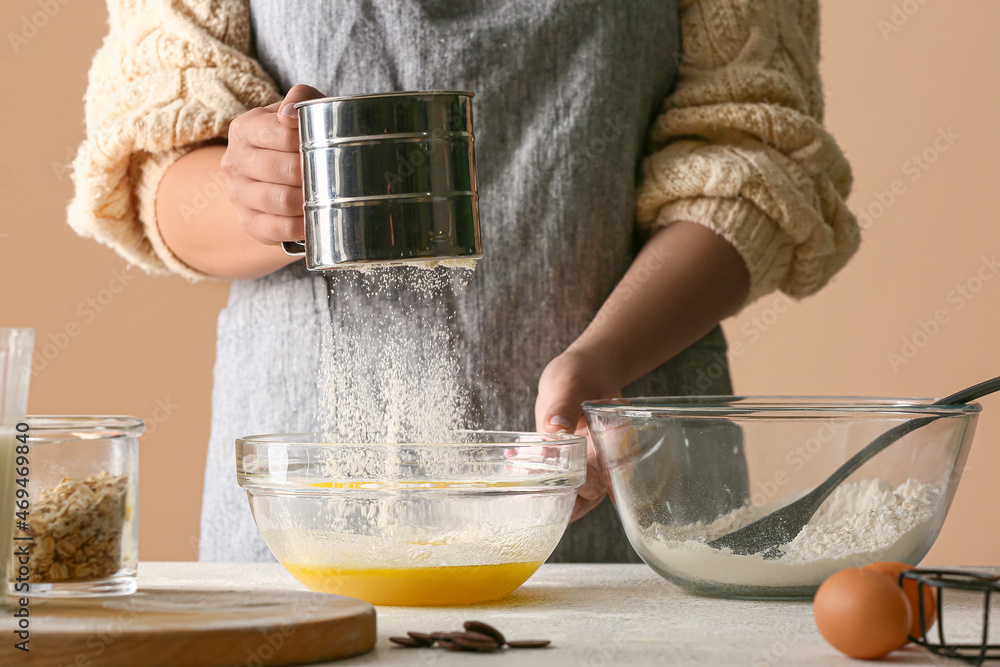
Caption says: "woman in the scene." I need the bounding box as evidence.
[68,0,858,562]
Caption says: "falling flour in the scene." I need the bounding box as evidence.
[316,264,474,444]
[348,258,479,273]
[641,478,941,590]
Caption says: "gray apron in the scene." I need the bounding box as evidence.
[199,0,740,564]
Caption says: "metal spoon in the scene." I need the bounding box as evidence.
[707,375,1000,558]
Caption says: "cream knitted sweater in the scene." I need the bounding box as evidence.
[68,0,858,305]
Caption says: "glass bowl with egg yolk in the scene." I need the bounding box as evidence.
[236,431,586,606]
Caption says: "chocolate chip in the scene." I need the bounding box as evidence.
[400,622,550,652]
[389,636,422,647]
[406,632,435,646]
[463,620,506,646]
[451,637,501,652]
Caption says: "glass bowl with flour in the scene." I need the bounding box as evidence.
[237,431,585,605]
[583,397,980,599]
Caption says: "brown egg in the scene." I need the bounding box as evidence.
[814,567,912,659]
[864,561,937,640]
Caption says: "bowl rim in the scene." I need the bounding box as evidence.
[236,430,587,491]
[582,396,983,416]
[236,429,587,448]
[19,415,145,441]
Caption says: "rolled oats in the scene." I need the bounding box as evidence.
[15,472,127,583]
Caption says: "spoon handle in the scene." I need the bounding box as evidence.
[934,375,1000,406]
[808,417,936,503]
[808,377,999,508]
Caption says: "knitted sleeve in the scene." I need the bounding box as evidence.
[66,0,281,280]
[635,0,858,306]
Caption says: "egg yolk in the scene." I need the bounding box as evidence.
[282,561,543,606]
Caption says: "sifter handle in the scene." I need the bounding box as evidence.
[282,241,306,257]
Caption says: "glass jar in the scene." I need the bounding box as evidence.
[9,416,143,597]
[0,328,34,607]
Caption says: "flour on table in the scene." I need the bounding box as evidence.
[642,478,941,589]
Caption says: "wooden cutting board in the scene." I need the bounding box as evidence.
[2,588,376,666]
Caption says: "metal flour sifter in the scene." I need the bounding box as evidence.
[283,91,482,270]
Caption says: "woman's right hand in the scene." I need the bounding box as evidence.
[220,84,326,245]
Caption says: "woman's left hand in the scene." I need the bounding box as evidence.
[534,222,751,523]
[535,347,621,522]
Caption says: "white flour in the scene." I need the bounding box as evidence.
[316,264,474,444]
[349,258,478,273]
[642,478,941,589]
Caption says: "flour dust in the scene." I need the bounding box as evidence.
[316,264,474,444]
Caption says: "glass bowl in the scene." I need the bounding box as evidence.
[236,430,586,606]
[583,397,980,599]
[9,416,143,598]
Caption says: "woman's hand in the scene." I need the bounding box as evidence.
[221,84,326,245]
[535,347,622,522]
[157,84,330,279]
[534,221,751,523]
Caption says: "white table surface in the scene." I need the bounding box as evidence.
[135,562,993,666]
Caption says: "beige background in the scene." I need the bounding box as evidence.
[0,2,997,566]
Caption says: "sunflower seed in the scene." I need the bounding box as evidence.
[406,631,435,646]
[508,639,552,648]
[463,620,506,646]
[389,636,422,647]
[450,637,500,652]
